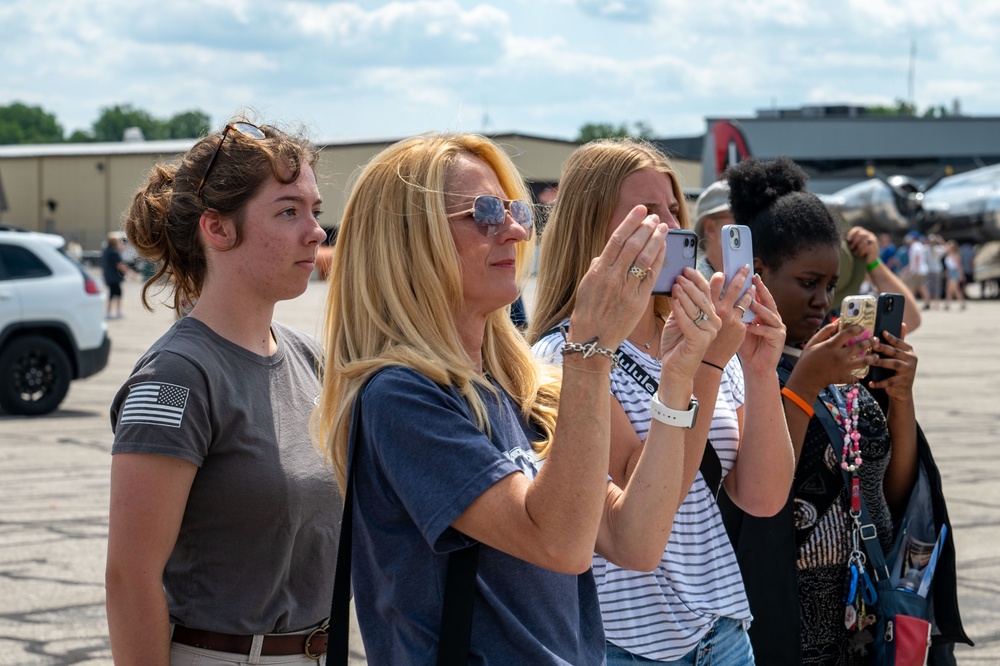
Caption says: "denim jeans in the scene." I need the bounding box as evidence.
[606,616,755,666]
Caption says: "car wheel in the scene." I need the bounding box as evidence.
[0,337,72,416]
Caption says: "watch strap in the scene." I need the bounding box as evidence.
[649,392,699,428]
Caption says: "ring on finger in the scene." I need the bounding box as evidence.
[734,304,747,316]
[628,264,649,281]
[693,309,709,328]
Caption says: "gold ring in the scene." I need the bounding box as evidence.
[629,265,648,280]
[734,304,747,316]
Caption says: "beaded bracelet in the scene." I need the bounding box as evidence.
[781,386,815,418]
[561,336,620,371]
[866,258,881,272]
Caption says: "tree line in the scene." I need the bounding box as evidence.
[0,98,962,146]
[0,102,210,145]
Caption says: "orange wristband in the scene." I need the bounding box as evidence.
[781,386,815,418]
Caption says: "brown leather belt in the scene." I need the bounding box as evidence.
[172,624,328,660]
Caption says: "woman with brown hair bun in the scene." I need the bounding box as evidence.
[106,118,340,665]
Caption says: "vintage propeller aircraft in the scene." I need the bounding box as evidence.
[821,163,1000,244]
[699,120,1000,292]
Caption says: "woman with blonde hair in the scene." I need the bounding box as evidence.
[316,132,722,664]
[106,118,339,665]
[530,138,794,665]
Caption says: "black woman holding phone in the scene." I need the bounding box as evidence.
[720,157,968,666]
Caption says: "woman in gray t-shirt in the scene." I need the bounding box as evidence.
[106,119,341,665]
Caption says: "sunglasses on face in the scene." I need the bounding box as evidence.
[196,121,267,199]
[447,195,534,238]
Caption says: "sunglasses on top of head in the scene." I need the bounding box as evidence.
[196,121,267,199]
[446,195,534,238]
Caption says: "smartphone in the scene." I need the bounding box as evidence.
[721,224,755,322]
[838,294,878,379]
[652,229,698,295]
[870,293,905,384]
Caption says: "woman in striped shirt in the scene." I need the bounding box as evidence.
[529,138,794,665]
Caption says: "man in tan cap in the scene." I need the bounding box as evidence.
[693,180,733,280]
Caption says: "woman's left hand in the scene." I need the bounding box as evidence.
[737,274,787,376]
[868,325,917,400]
[659,267,720,382]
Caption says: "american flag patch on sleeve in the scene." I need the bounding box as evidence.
[119,382,190,428]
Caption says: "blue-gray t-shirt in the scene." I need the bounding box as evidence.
[350,367,605,665]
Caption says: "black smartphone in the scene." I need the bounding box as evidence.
[652,229,698,295]
[870,292,905,384]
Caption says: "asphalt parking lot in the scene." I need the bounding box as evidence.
[0,276,998,664]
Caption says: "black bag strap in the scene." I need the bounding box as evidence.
[436,545,480,665]
[327,375,480,665]
[539,326,724,496]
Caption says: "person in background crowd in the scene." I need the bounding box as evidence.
[878,233,897,273]
[530,138,794,665]
[106,118,340,665]
[65,236,84,263]
[927,234,947,304]
[692,179,734,280]
[101,232,129,320]
[903,232,933,310]
[315,132,721,664]
[943,240,967,311]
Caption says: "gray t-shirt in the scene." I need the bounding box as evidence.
[110,317,341,635]
[350,367,605,664]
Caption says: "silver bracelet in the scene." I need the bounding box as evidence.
[560,336,620,370]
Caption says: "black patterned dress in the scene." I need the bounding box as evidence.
[787,364,894,666]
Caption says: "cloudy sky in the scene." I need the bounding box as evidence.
[2,0,998,142]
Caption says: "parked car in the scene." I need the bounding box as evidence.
[0,228,111,415]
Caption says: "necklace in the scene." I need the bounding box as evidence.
[631,319,660,351]
[840,386,862,472]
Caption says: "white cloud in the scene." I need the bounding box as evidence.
[0,0,997,141]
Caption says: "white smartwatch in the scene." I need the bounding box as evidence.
[649,393,699,429]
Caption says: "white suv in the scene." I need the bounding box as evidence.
[0,228,111,415]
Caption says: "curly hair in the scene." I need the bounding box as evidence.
[725,156,840,269]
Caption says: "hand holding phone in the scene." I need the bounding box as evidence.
[838,295,877,379]
[652,229,698,295]
[870,293,905,384]
[721,224,755,322]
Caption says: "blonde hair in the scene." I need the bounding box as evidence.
[315,133,560,492]
[527,138,689,343]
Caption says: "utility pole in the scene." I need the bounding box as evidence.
[908,39,916,113]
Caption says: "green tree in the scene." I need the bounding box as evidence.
[92,104,169,142]
[0,102,64,144]
[576,121,654,143]
[866,98,917,117]
[166,110,211,139]
[66,129,95,143]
